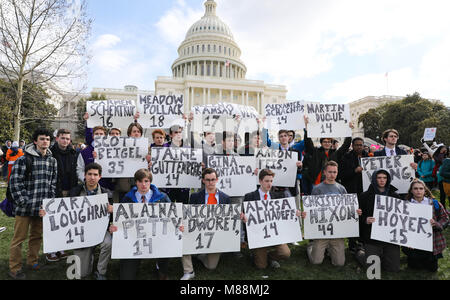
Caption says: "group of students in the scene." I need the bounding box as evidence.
[3,112,450,280]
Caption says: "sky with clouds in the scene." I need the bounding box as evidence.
[87,0,450,106]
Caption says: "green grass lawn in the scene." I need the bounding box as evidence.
[0,186,448,280]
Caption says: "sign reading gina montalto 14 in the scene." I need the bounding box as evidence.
[42,194,110,253]
[136,94,184,129]
[182,204,241,255]
[87,100,136,129]
[302,194,359,239]
[112,203,183,259]
[244,197,302,249]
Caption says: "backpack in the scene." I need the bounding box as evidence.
[432,199,449,230]
[0,153,33,217]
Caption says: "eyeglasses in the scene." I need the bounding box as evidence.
[204,179,217,182]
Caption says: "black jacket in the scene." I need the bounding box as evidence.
[243,189,285,202]
[339,150,369,195]
[51,144,79,197]
[189,189,231,205]
[374,147,407,157]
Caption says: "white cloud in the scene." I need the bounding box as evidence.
[93,34,121,49]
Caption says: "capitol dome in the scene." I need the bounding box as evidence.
[171,0,247,79]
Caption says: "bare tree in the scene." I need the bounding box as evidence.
[0,0,91,140]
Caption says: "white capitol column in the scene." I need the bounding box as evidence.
[208,88,211,104]
[203,88,206,105]
[257,93,261,114]
[241,91,245,105]
[219,89,222,102]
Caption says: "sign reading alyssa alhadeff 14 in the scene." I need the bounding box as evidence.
[94,136,149,178]
[151,147,203,189]
[302,194,359,239]
[182,204,241,255]
[255,149,297,188]
[42,194,110,254]
[371,195,433,252]
[305,103,352,138]
[244,197,302,249]
[112,203,183,259]
[207,155,257,197]
[361,155,415,194]
[87,100,136,129]
[137,94,184,129]
[264,101,305,131]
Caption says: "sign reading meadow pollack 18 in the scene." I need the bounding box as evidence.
[361,155,415,194]
[302,194,360,239]
[305,103,352,138]
[255,149,298,188]
[42,194,110,254]
[244,197,303,249]
[151,147,203,189]
[137,94,184,129]
[207,155,257,197]
[87,100,136,129]
[264,101,305,131]
[112,203,183,259]
[182,204,241,255]
[94,136,149,178]
[371,195,433,252]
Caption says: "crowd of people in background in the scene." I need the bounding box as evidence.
[0,113,449,280]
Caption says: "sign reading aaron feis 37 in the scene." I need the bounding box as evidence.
[244,197,302,249]
[42,194,110,253]
[255,149,298,188]
[305,103,352,138]
[94,136,149,178]
[136,94,184,129]
[112,203,184,259]
[371,195,433,252]
[87,100,137,129]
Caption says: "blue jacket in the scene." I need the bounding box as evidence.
[121,185,171,204]
[189,189,230,205]
[417,159,435,183]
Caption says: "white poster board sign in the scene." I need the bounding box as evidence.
[182,204,241,255]
[136,94,184,129]
[207,155,257,197]
[361,155,415,194]
[264,101,305,131]
[302,194,360,239]
[151,147,203,189]
[244,197,302,249]
[94,136,149,178]
[111,203,183,259]
[371,195,433,252]
[423,128,437,142]
[305,103,352,138]
[42,194,110,253]
[255,149,297,188]
[87,100,136,129]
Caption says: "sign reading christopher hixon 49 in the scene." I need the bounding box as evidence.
[42,194,110,253]
[264,101,305,131]
[255,149,298,188]
[94,136,149,178]
[305,103,352,138]
[136,94,184,129]
[244,197,302,249]
[112,203,183,259]
[371,195,433,252]
[182,204,241,255]
[302,194,359,239]
[151,147,203,189]
[87,100,136,129]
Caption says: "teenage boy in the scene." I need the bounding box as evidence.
[180,168,231,280]
[8,129,57,280]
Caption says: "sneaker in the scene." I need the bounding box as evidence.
[269,260,281,269]
[180,272,195,280]
[46,253,59,262]
[8,270,26,280]
[0,227,6,233]
[58,251,69,259]
[94,271,107,280]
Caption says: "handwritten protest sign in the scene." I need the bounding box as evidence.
[302,194,359,239]
[87,100,136,129]
[361,155,415,194]
[151,147,203,188]
[255,149,297,188]
[371,195,433,252]
[244,197,302,249]
[207,155,257,197]
[423,128,437,142]
[264,101,305,131]
[182,204,241,255]
[94,136,149,178]
[42,194,110,253]
[112,203,183,259]
[305,103,352,138]
[137,94,184,129]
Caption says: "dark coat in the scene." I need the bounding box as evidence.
[339,150,369,195]
[243,189,285,202]
[51,144,79,197]
[189,189,231,205]
[374,147,407,157]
